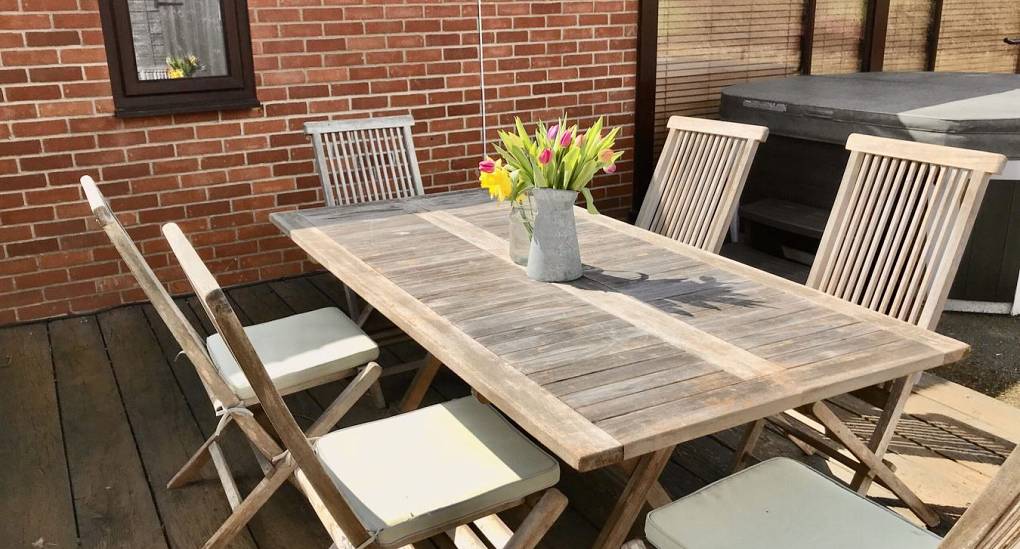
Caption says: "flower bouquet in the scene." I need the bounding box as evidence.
[478,116,623,281]
[166,54,203,79]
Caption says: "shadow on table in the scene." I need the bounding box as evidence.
[578,266,770,318]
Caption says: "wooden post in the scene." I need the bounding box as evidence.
[630,0,659,220]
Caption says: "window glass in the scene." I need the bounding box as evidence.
[127,0,229,81]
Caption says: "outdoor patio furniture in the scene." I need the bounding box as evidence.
[162,222,568,549]
[271,189,971,549]
[635,116,768,253]
[305,115,423,332]
[622,444,1020,549]
[80,175,386,508]
[306,114,424,208]
[731,135,1008,503]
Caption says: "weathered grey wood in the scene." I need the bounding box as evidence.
[271,190,971,474]
[306,115,423,207]
[271,189,979,546]
[0,324,78,549]
[143,301,332,549]
[98,306,259,549]
[168,223,570,549]
[636,116,767,253]
[941,447,1020,549]
[737,136,1008,521]
[50,316,168,549]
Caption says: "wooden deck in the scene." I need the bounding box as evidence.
[2,267,1018,548]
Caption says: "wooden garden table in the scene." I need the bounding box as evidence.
[272,190,969,549]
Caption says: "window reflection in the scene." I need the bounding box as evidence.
[128,0,229,81]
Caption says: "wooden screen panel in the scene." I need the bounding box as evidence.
[653,0,804,154]
[809,0,866,74]
[935,0,1020,72]
[883,0,934,71]
[808,135,1004,330]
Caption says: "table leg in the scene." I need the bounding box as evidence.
[398,353,442,413]
[807,401,940,527]
[593,447,675,549]
[850,372,920,493]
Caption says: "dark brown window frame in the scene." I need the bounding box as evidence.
[98,0,259,118]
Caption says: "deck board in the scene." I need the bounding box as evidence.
[50,316,167,548]
[3,274,1018,547]
[0,324,77,549]
[142,301,332,549]
[98,306,259,549]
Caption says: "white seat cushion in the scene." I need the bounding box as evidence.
[206,307,378,401]
[646,458,941,549]
[315,396,560,547]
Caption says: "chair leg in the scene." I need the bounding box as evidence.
[615,459,672,508]
[474,514,513,547]
[209,441,242,509]
[203,455,298,549]
[368,379,386,409]
[808,401,940,527]
[731,418,766,472]
[308,363,383,438]
[343,285,361,320]
[594,447,675,549]
[445,524,488,549]
[504,488,568,549]
[850,372,920,494]
[398,353,442,413]
[167,427,221,489]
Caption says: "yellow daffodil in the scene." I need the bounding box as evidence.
[479,160,513,201]
[167,68,184,79]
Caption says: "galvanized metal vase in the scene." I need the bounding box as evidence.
[526,187,582,282]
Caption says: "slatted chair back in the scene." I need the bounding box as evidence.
[80,176,238,407]
[305,115,424,207]
[941,447,1020,548]
[807,135,1006,330]
[163,222,373,547]
[635,116,769,253]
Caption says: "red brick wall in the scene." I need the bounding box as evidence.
[0,0,638,325]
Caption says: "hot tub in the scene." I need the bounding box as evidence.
[721,72,1020,314]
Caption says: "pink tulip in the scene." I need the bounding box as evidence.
[600,149,615,163]
[538,148,552,165]
[576,132,585,145]
[559,130,572,148]
[478,157,496,173]
[604,163,617,174]
[546,124,559,141]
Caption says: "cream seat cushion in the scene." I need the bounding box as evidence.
[315,396,560,547]
[646,458,941,549]
[206,307,378,401]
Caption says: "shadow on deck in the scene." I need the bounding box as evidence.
[1,247,1017,548]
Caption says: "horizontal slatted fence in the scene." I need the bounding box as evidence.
[653,0,804,154]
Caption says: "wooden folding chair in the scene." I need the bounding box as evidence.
[163,222,569,549]
[305,115,423,326]
[80,175,386,508]
[635,116,768,253]
[624,446,1020,549]
[730,135,1007,523]
[305,115,443,413]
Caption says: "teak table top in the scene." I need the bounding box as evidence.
[272,190,968,472]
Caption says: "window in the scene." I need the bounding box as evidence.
[99,0,258,118]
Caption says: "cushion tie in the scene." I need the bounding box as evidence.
[213,405,255,439]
